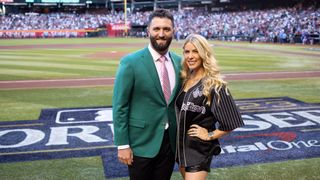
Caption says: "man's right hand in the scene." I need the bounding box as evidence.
[118,148,133,165]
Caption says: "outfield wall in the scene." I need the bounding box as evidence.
[0,28,107,38]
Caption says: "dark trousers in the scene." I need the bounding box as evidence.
[128,130,175,180]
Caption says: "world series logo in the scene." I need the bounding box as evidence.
[0,97,319,178]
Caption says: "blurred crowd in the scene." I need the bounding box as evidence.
[0,6,319,44]
[173,7,319,44]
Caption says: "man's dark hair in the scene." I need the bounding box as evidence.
[148,9,174,28]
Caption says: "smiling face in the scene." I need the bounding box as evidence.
[148,17,174,55]
[183,42,203,72]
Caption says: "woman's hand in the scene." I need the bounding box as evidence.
[187,124,210,141]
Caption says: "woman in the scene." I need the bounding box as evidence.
[175,34,244,180]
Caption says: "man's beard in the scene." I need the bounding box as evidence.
[150,35,172,53]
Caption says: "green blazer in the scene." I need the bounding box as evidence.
[113,47,181,158]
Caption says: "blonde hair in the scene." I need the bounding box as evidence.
[181,34,227,105]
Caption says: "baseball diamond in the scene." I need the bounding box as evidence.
[0,1,320,178]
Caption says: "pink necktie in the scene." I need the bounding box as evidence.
[159,56,171,104]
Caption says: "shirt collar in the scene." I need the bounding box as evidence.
[148,44,170,62]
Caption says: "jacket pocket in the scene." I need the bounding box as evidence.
[129,119,145,128]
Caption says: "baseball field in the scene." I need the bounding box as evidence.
[0,37,319,179]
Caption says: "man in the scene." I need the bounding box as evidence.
[112,9,181,180]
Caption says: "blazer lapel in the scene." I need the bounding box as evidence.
[168,52,181,104]
[140,48,164,99]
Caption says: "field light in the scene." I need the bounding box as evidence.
[124,0,128,35]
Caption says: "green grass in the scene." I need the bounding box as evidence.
[0,38,146,80]
[186,157,320,180]
[214,47,319,72]
[0,38,319,80]
[0,78,319,122]
[0,48,119,80]
[0,38,319,180]
[0,156,106,180]
[1,157,318,180]
[228,77,320,103]
[0,86,113,121]
[110,158,320,180]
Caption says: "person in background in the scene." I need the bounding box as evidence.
[112,9,182,180]
[175,34,244,180]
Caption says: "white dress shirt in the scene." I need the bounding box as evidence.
[148,44,176,94]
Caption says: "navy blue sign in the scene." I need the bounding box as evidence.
[0,97,319,178]
[214,97,320,168]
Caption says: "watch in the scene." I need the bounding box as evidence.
[207,131,214,141]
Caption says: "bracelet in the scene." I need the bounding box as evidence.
[207,131,214,141]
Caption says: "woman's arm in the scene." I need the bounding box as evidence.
[188,124,231,141]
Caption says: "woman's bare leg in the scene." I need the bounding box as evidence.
[185,171,208,180]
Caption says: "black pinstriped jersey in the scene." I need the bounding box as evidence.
[175,80,244,167]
